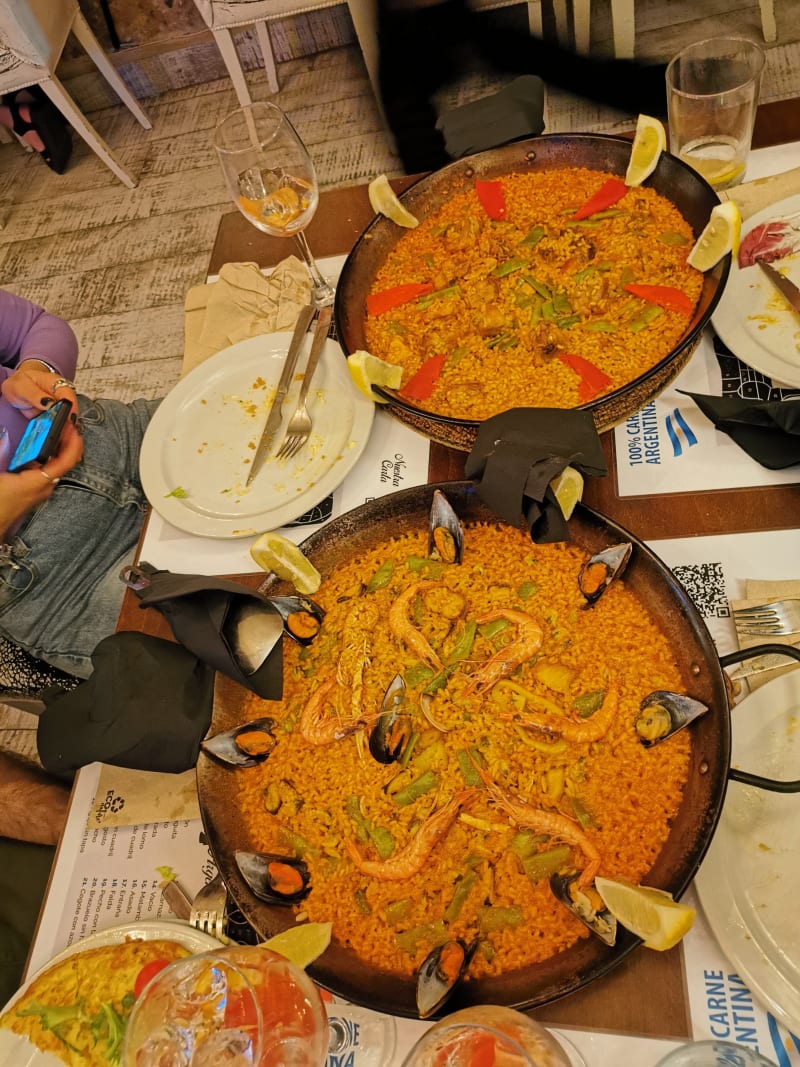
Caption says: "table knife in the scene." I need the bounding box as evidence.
[728,644,800,681]
[160,878,192,920]
[246,302,316,486]
[757,259,800,317]
[297,304,332,401]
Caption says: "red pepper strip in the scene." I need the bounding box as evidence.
[558,351,612,403]
[475,180,507,220]
[366,282,434,316]
[400,352,446,401]
[623,283,694,316]
[572,178,628,220]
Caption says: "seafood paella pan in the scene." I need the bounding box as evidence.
[334,134,731,450]
[197,483,737,1017]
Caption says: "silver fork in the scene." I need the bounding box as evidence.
[188,872,227,941]
[276,305,332,460]
[732,597,800,636]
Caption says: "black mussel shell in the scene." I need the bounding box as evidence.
[550,872,617,945]
[416,938,475,1019]
[235,850,311,905]
[636,691,709,747]
[578,542,632,604]
[369,674,413,764]
[267,595,325,645]
[201,718,277,767]
[429,489,463,565]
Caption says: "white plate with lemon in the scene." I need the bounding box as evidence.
[711,193,800,388]
[694,671,800,1036]
[139,332,375,538]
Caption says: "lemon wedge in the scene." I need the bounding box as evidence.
[260,922,332,969]
[368,174,419,228]
[250,532,321,594]
[680,155,745,188]
[347,350,403,403]
[594,876,696,951]
[687,201,742,271]
[625,115,667,187]
[549,465,584,520]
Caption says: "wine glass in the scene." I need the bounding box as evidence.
[213,102,335,308]
[400,1005,585,1067]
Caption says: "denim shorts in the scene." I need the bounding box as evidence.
[0,396,160,677]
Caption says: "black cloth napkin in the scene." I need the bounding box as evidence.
[127,563,284,700]
[37,633,214,779]
[436,75,545,159]
[464,408,607,542]
[679,392,800,469]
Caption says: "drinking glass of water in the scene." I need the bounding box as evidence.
[666,36,765,191]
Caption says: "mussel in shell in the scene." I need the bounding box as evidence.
[235,850,311,905]
[267,595,325,645]
[429,489,463,565]
[635,691,709,747]
[578,543,632,604]
[201,718,277,767]
[369,674,413,764]
[550,872,617,945]
[416,938,475,1019]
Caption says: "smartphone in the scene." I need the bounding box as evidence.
[8,400,71,472]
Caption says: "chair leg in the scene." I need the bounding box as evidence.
[70,10,152,129]
[572,0,591,53]
[254,21,280,95]
[759,0,777,42]
[610,0,635,58]
[552,0,570,47]
[214,27,254,108]
[526,0,543,38]
[37,76,137,188]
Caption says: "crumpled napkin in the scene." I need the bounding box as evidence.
[679,391,800,469]
[731,577,800,691]
[183,258,311,374]
[464,408,607,542]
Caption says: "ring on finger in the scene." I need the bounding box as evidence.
[39,470,60,485]
[52,377,76,391]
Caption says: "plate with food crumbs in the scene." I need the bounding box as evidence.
[695,671,800,1036]
[139,332,374,537]
[711,193,800,388]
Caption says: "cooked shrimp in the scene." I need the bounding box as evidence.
[473,764,600,887]
[299,677,364,746]
[344,789,476,881]
[388,580,445,671]
[464,609,543,694]
[500,682,619,743]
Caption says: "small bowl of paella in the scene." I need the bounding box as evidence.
[334,133,731,450]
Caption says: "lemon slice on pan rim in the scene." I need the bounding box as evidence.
[625,114,667,187]
[368,174,419,228]
[687,200,742,271]
[594,876,696,951]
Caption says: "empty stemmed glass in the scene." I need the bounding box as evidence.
[213,102,335,307]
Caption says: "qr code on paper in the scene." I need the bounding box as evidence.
[672,562,730,619]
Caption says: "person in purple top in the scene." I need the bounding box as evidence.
[0,290,160,678]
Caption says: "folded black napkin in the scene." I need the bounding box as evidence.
[127,563,284,700]
[679,392,800,469]
[436,76,545,159]
[464,408,608,542]
[37,633,214,778]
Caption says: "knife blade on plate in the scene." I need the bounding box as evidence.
[757,259,800,317]
[246,302,316,486]
[160,878,192,920]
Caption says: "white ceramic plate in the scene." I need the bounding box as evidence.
[711,193,800,388]
[695,672,800,1036]
[139,332,375,538]
[0,920,221,1066]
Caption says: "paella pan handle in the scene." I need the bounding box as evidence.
[719,644,800,794]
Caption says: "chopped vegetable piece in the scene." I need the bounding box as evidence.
[367,282,434,316]
[541,300,556,320]
[572,178,628,220]
[385,898,412,923]
[395,921,448,954]
[355,888,371,914]
[557,315,581,329]
[447,620,477,664]
[400,352,446,401]
[557,352,613,402]
[368,824,396,859]
[404,662,435,687]
[478,618,509,639]
[367,559,394,591]
[571,796,595,828]
[417,285,460,309]
[623,283,693,315]
[444,870,479,922]
[522,276,552,300]
[475,179,507,220]
[406,555,445,578]
[165,486,187,498]
[584,321,618,333]
[457,748,483,786]
[400,731,420,767]
[477,904,525,933]
[517,580,538,599]
[392,769,439,806]
[521,845,571,883]
[521,224,545,247]
[572,689,606,717]
[659,231,690,246]
[573,266,597,283]
[629,305,664,332]
[491,258,527,278]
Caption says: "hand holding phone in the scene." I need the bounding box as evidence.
[8,400,71,473]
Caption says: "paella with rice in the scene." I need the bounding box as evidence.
[221,495,694,995]
[363,167,703,419]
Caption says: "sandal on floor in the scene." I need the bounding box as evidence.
[5,92,72,174]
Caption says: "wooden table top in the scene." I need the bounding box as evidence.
[118,96,800,1040]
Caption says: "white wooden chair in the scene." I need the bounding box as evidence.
[0,0,151,188]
